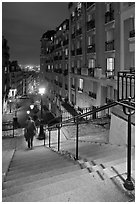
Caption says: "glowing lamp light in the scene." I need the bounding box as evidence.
[27,110,30,114]
[39,87,45,95]
[30,104,34,110]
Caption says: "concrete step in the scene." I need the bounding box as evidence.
[7,159,78,181]
[9,153,76,172]
[3,170,132,202]
[3,172,99,202]
[3,164,80,189]
[3,169,88,197]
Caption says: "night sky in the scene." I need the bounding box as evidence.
[2,2,69,66]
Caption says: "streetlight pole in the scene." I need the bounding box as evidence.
[37,87,45,140]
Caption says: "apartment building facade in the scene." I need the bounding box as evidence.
[40,2,135,118]
[2,36,10,112]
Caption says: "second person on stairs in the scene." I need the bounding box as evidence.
[25,116,36,149]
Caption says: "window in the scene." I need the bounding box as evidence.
[78,78,83,92]
[72,26,75,34]
[77,60,81,68]
[87,14,92,22]
[88,36,92,46]
[106,58,115,77]
[71,60,75,68]
[106,29,114,42]
[77,40,81,49]
[88,59,95,68]
[106,3,111,12]
[65,48,68,56]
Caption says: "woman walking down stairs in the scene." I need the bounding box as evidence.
[2,135,134,202]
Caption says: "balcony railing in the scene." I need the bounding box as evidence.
[76,28,82,36]
[105,40,115,51]
[76,48,82,55]
[105,10,114,24]
[87,20,95,31]
[87,44,95,53]
[106,69,114,78]
[129,30,135,38]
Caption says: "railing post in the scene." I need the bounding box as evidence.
[58,125,60,151]
[49,128,51,148]
[76,117,79,160]
[13,121,14,138]
[123,97,135,191]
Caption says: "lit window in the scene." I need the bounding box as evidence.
[88,59,95,68]
[88,36,92,45]
[78,78,83,92]
[65,48,68,56]
[77,2,82,9]
[72,61,75,68]
[106,58,115,76]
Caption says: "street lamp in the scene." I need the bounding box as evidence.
[30,104,34,110]
[37,87,45,140]
[27,110,30,115]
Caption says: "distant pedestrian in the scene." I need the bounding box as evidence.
[25,116,36,149]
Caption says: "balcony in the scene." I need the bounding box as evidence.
[87,44,95,53]
[86,2,95,9]
[89,91,96,99]
[76,28,82,36]
[105,10,114,24]
[105,40,115,51]
[129,30,135,38]
[76,48,82,55]
[71,50,75,56]
[87,20,95,31]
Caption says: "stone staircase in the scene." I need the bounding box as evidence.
[2,141,135,202]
